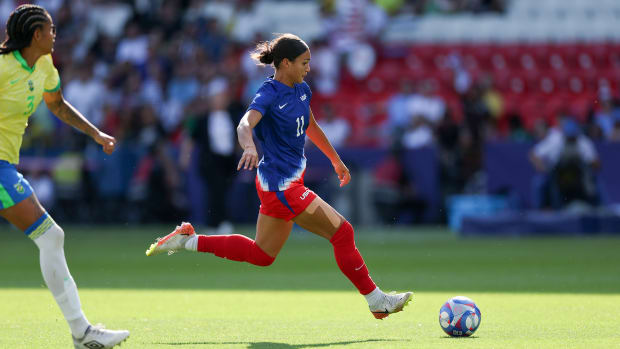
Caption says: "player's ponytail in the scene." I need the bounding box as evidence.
[0,4,50,55]
[251,33,308,68]
[251,41,274,65]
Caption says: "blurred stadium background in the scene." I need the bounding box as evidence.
[3,1,620,347]
[1,0,620,235]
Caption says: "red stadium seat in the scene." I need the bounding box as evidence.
[519,97,545,130]
[490,51,510,71]
[550,44,578,70]
[518,52,539,72]
[444,96,463,122]
[537,76,556,95]
[347,43,620,145]
[404,52,428,72]
[566,75,585,94]
[568,96,594,122]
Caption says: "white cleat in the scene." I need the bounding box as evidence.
[369,291,413,319]
[145,222,195,256]
[73,324,129,348]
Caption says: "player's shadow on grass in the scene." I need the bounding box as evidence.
[156,338,407,348]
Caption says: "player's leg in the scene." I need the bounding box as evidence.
[253,213,294,257]
[292,196,374,293]
[146,214,292,266]
[0,194,129,347]
[147,173,294,264]
[195,213,291,265]
[293,195,412,319]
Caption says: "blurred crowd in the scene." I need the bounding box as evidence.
[2,0,618,225]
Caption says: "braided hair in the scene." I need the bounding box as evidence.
[0,4,50,55]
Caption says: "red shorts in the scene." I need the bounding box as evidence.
[255,176,318,221]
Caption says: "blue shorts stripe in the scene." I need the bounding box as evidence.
[275,191,295,214]
[24,213,54,239]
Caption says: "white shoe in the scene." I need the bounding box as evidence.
[145,222,195,256]
[73,324,129,348]
[369,291,413,319]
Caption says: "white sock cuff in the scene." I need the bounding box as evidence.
[185,235,198,251]
[27,213,57,241]
[364,287,383,304]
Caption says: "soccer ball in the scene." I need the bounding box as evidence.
[438,296,481,337]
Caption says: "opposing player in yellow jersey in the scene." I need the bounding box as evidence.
[0,5,129,348]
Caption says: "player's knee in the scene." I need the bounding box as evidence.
[251,243,276,267]
[255,256,275,267]
[340,220,354,236]
[329,220,354,245]
[45,224,64,249]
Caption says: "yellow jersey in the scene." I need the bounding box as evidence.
[0,51,60,164]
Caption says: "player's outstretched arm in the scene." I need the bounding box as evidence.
[306,108,350,187]
[43,89,116,154]
[236,109,263,170]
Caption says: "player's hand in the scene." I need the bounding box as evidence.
[332,160,351,187]
[238,145,259,170]
[94,131,116,155]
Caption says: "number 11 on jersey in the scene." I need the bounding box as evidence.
[296,116,304,137]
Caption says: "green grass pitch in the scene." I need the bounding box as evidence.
[1,224,619,348]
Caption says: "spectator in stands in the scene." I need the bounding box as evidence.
[229,0,259,43]
[157,0,183,39]
[386,79,415,139]
[198,17,229,63]
[607,111,620,142]
[375,0,405,15]
[140,60,166,109]
[372,142,427,224]
[529,117,601,209]
[240,34,272,104]
[532,118,549,142]
[507,112,531,142]
[409,80,445,127]
[461,82,490,144]
[447,53,471,94]
[63,62,105,127]
[480,75,503,121]
[184,77,238,235]
[310,38,340,95]
[315,103,351,149]
[128,104,185,222]
[436,109,463,197]
[415,0,506,14]
[402,113,435,149]
[115,21,149,66]
[9,0,614,225]
[321,0,386,81]
[593,99,617,140]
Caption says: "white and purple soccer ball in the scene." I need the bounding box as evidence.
[439,296,481,337]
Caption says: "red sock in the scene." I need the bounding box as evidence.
[197,234,275,266]
[329,221,377,295]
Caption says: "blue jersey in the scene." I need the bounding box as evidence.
[248,77,312,191]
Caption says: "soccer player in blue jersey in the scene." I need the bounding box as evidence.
[147,33,412,319]
[0,5,128,348]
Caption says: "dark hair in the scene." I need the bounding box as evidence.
[0,4,50,55]
[251,33,308,68]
